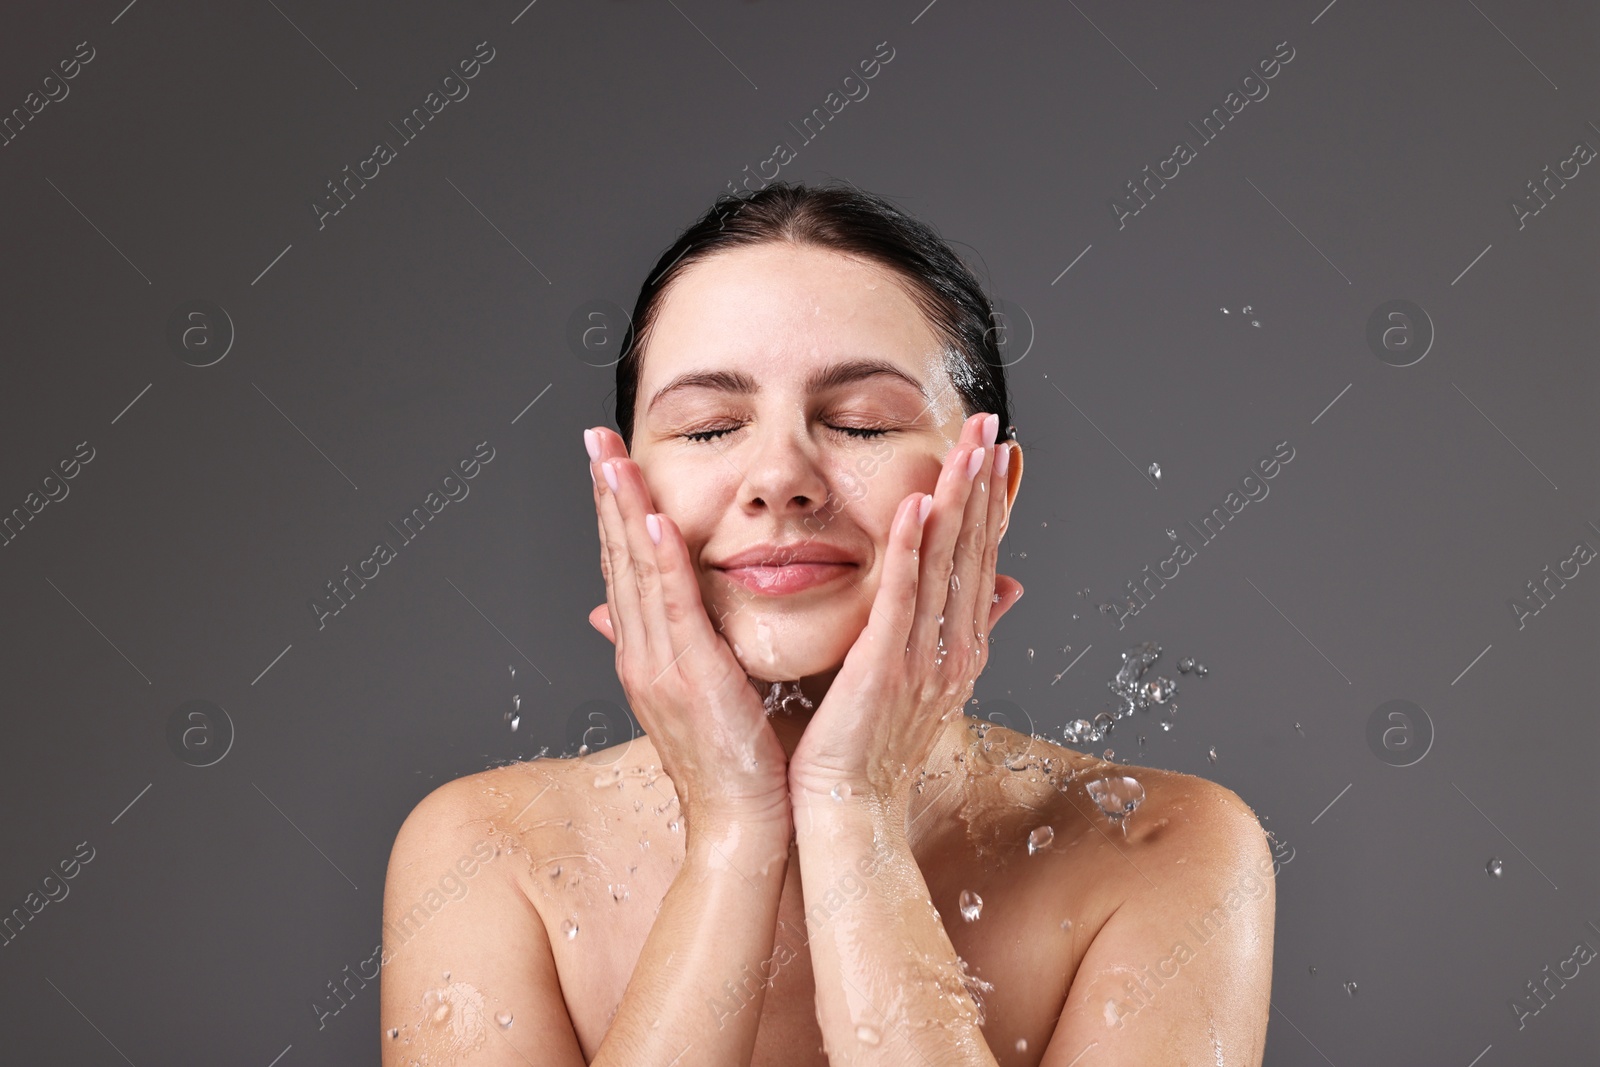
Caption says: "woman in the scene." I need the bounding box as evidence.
[380,183,1275,1065]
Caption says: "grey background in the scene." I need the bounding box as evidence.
[0,0,1594,1064]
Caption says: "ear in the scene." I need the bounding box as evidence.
[999,439,1023,540]
[588,603,616,644]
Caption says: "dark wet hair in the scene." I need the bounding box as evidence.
[612,180,1015,451]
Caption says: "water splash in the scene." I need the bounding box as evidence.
[1085,776,1145,836]
[762,681,814,718]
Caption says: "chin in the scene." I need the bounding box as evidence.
[716,603,860,684]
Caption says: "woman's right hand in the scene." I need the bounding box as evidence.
[583,426,792,837]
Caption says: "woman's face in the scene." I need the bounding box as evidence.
[628,241,1015,683]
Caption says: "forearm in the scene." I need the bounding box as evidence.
[792,791,999,1066]
[593,814,790,1067]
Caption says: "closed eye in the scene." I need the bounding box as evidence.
[681,424,892,443]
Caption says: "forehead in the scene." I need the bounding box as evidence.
[639,242,949,390]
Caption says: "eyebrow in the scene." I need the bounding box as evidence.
[645,357,927,416]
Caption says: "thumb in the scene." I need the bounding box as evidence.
[589,604,616,644]
[986,575,1023,633]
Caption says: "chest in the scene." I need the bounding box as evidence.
[535,836,1085,1065]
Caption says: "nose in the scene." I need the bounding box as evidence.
[737,425,833,517]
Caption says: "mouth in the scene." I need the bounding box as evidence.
[714,562,858,595]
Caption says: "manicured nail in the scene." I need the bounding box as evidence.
[983,413,999,445]
[995,441,1011,478]
[584,428,600,462]
[966,446,985,480]
[917,494,933,525]
[645,513,662,545]
[601,460,618,492]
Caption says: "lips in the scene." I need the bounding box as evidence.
[710,542,860,595]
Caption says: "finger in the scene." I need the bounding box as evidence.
[969,428,1010,653]
[859,492,927,658]
[987,574,1024,635]
[589,603,616,644]
[906,413,986,660]
[596,444,676,668]
[647,510,751,691]
[590,431,648,658]
[946,414,1001,656]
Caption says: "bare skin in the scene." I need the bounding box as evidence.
[380,243,1275,1065]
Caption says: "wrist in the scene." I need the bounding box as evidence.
[791,781,910,844]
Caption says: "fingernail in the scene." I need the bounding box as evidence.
[966,446,985,480]
[995,441,1010,478]
[983,413,999,445]
[602,460,618,492]
[917,494,933,525]
[584,428,600,462]
[645,513,662,545]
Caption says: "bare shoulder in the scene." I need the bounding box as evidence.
[1029,747,1277,1062]
[379,758,600,1064]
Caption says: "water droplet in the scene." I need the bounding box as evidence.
[855,1024,882,1046]
[562,917,579,940]
[442,970,451,981]
[1148,462,1162,481]
[1486,857,1503,877]
[512,694,521,711]
[1060,917,1073,931]
[1027,647,1035,659]
[509,714,520,732]
[1027,825,1054,855]
[1064,718,1094,744]
[950,573,961,592]
[611,883,629,901]
[1241,305,1253,314]
[386,1028,400,1039]
[1177,656,1195,673]
[1221,307,1231,314]
[1085,776,1145,835]
[667,819,680,833]
[1016,1038,1029,1052]
[831,783,853,802]
[509,665,516,677]
[1308,965,1317,975]
[1294,722,1304,735]
[496,1010,514,1029]
[1102,748,1115,760]
[936,614,945,625]
[959,889,983,921]
[1144,677,1177,704]
[1344,981,1357,996]
[992,592,1002,604]
[1160,720,1172,731]
[1207,745,1218,763]
[1194,662,1209,677]
[1251,319,1260,327]
[423,988,453,1023]
[1165,528,1178,541]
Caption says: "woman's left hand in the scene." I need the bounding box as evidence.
[788,411,1024,807]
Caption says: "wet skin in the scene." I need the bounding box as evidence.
[379,243,1274,1065]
